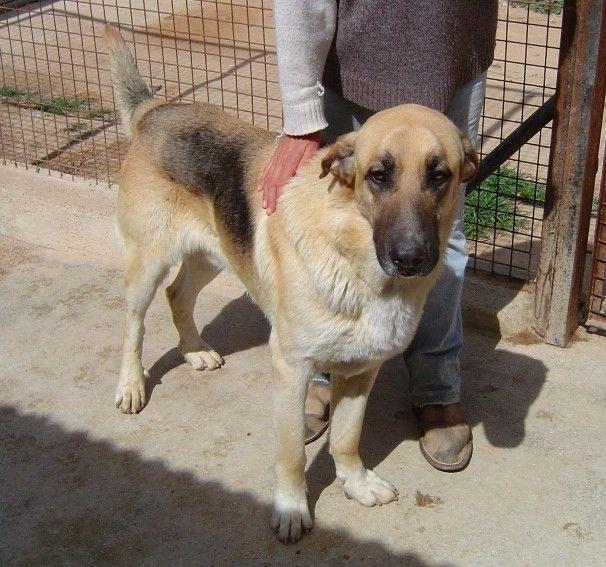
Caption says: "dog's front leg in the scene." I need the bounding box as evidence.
[269,338,312,543]
[330,369,398,507]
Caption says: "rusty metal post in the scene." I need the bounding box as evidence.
[467,96,555,194]
[534,0,606,346]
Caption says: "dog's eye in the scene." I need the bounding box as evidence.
[367,169,387,184]
[431,170,451,184]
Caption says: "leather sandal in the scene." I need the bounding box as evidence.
[413,403,473,472]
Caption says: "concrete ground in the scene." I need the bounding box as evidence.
[0,164,604,566]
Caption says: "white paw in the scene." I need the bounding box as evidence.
[115,375,147,414]
[340,469,398,507]
[271,490,313,543]
[181,342,224,371]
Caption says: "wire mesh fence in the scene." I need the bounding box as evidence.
[0,0,281,184]
[469,0,562,279]
[588,152,606,332]
[0,0,569,281]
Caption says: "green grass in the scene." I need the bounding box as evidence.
[1,86,113,120]
[65,121,94,144]
[464,190,515,240]
[29,96,82,115]
[66,122,88,133]
[0,86,26,97]
[85,106,113,119]
[464,166,546,239]
[510,0,563,14]
[66,122,89,142]
[478,166,546,203]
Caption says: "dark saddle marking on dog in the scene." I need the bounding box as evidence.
[139,104,253,252]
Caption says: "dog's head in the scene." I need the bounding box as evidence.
[320,104,478,278]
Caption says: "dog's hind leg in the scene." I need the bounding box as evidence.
[330,368,399,507]
[116,244,169,414]
[166,254,224,371]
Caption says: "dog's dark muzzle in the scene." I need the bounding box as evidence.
[373,203,441,278]
[388,241,438,277]
[374,234,440,278]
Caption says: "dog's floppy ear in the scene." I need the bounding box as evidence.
[320,132,358,186]
[460,133,479,183]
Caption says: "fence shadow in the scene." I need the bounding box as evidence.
[0,405,444,566]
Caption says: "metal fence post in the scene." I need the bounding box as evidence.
[534,0,606,346]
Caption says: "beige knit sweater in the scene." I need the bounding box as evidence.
[274,0,498,136]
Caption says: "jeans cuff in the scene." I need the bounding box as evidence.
[409,392,460,408]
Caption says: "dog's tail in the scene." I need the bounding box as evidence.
[103,25,152,137]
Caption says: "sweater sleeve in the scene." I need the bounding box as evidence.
[273,0,337,136]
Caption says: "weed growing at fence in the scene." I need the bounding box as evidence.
[66,122,88,133]
[0,86,26,97]
[30,97,80,115]
[510,0,563,14]
[0,87,112,120]
[464,166,546,239]
[480,166,546,203]
[86,107,114,119]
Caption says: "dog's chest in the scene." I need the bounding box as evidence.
[296,292,425,370]
[353,294,422,356]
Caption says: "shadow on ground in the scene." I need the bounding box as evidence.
[0,406,443,566]
[155,291,547,514]
[305,324,547,508]
[188,291,546,449]
[145,294,270,399]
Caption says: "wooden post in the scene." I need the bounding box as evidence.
[534,0,606,346]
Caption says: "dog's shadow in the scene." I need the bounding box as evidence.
[146,294,270,397]
[146,291,547,514]
[306,327,547,509]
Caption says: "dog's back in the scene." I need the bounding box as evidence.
[127,102,271,263]
[104,26,274,286]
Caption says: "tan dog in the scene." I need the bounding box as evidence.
[104,26,477,543]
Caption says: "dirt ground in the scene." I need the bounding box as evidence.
[1,162,605,566]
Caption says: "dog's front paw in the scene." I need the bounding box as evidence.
[271,490,313,543]
[340,469,398,507]
[180,341,224,371]
[115,377,146,414]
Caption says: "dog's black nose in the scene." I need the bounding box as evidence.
[390,242,428,272]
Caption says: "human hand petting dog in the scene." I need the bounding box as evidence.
[258,132,322,214]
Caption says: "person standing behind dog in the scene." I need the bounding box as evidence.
[259,1,498,471]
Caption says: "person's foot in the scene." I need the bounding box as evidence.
[413,403,473,472]
[304,379,330,444]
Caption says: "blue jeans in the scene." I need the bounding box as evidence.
[322,73,486,407]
